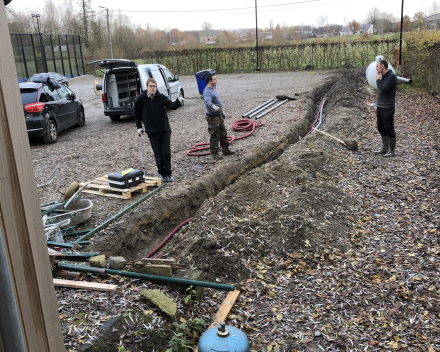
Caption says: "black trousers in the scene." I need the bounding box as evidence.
[147,130,172,176]
[376,107,396,138]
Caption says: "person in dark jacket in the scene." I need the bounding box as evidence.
[374,59,398,157]
[134,78,185,182]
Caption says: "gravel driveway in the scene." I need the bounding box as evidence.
[32,70,329,226]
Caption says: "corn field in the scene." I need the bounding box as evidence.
[141,39,399,75]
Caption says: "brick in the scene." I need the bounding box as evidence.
[89,254,106,268]
[108,256,127,270]
[140,289,177,316]
[173,269,205,302]
[137,264,172,277]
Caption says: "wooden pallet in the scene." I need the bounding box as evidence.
[80,175,161,200]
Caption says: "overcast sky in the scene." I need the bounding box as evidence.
[13,0,426,31]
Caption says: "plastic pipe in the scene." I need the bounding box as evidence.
[242,98,274,117]
[144,218,193,258]
[56,263,235,291]
[72,183,166,247]
[255,99,288,119]
[249,99,279,118]
[47,241,89,248]
[397,76,412,84]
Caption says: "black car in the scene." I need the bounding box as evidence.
[20,81,85,143]
[28,72,69,87]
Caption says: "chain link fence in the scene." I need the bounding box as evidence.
[10,33,85,82]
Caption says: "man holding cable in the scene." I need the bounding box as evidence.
[134,78,185,182]
[203,73,235,160]
[374,59,398,158]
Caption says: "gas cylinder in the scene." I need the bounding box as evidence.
[366,55,395,89]
[198,323,250,352]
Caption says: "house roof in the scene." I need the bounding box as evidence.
[424,13,440,21]
[360,24,372,30]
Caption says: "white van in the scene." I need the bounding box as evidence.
[88,59,184,121]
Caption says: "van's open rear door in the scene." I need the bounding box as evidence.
[87,59,137,69]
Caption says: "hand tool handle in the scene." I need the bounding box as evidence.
[313,128,346,145]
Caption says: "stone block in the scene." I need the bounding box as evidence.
[137,264,172,277]
[173,269,205,302]
[140,289,177,316]
[108,256,127,270]
[89,254,106,268]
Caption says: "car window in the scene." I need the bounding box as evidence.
[20,89,38,105]
[163,68,174,82]
[43,85,61,101]
[57,85,71,99]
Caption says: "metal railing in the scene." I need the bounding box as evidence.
[10,33,85,82]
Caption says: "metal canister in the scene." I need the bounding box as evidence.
[198,323,250,352]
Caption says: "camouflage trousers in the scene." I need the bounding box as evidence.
[206,115,229,154]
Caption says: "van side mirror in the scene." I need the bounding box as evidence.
[174,75,179,81]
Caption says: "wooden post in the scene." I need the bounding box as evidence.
[0,5,65,352]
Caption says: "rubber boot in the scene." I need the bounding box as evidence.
[384,137,396,157]
[212,153,223,160]
[222,149,236,156]
[374,135,389,154]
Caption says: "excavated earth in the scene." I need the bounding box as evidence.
[50,66,440,352]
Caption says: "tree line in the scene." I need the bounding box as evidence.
[6,0,440,59]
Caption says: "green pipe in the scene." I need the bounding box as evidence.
[72,183,166,246]
[57,264,106,275]
[46,241,89,248]
[63,252,99,257]
[41,196,81,216]
[62,229,93,237]
[57,263,235,291]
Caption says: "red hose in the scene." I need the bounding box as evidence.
[143,218,193,258]
[186,119,264,156]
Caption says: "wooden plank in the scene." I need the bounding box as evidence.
[53,279,117,292]
[0,5,65,350]
[193,290,240,352]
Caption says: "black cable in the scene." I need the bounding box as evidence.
[107,0,339,13]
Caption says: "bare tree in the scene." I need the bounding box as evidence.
[316,14,328,35]
[365,7,380,33]
[202,22,212,36]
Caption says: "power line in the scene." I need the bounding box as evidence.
[45,9,106,32]
[105,0,333,13]
[109,0,352,19]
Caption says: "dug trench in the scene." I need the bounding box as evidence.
[90,66,367,284]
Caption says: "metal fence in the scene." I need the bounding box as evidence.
[10,33,85,82]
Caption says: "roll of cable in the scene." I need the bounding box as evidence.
[186,119,264,156]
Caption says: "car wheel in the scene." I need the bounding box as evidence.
[109,115,120,122]
[42,120,57,144]
[76,108,85,127]
[179,89,184,106]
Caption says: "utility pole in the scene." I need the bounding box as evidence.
[32,14,48,72]
[398,0,404,76]
[255,0,259,71]
[99,6,113,59]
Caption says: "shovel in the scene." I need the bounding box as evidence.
[313,128,358,151]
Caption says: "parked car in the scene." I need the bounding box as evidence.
[20,80,85,143]
[87,59,184,121]
[28,72,69,87]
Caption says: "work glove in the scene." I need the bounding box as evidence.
[177,96,187,106]
[137,128,144,136]
[212,105,221,112]
[221,112,225,119]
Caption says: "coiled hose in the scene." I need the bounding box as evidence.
[186,119,264,156]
